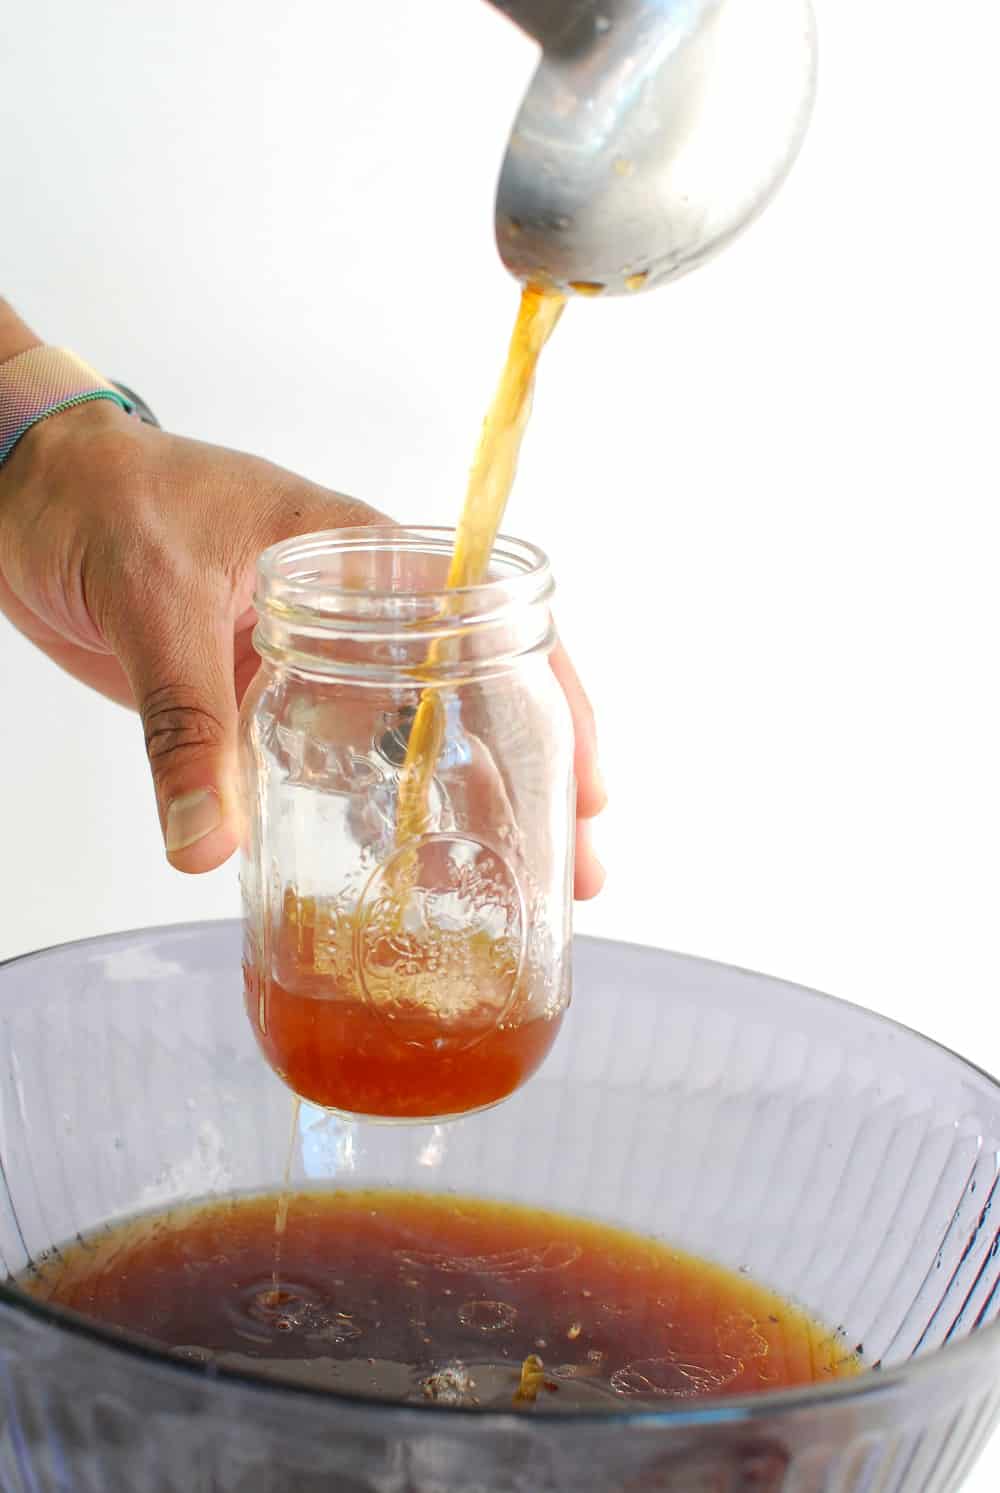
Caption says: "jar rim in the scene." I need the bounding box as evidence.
[255,526,553,626]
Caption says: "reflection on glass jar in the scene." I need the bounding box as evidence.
[239,527,575,1121]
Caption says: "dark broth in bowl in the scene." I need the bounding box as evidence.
[20,1189,862,1410]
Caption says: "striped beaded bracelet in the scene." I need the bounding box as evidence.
[0,346,158,467]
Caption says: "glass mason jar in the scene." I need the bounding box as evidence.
[239,527,575,1123]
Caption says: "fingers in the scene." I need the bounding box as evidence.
[550,640,607,820]
[574,820,606,901]
[111,589,241,873]
[550,638,607,900]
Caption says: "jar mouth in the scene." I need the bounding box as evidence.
[256,526,553,629]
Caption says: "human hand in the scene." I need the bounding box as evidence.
[0,399,605,896]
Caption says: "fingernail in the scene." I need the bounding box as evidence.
[165,789,222,853]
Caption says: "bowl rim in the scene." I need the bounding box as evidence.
[1,917,999,1431]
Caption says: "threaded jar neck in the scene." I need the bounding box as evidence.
[253,527,555,682]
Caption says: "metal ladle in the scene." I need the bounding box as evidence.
[487,0,818,295]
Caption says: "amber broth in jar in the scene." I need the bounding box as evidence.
[244,892,563,1119]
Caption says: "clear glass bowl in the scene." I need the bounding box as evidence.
[0,920,998,1492]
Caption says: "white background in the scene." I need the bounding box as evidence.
[1,0,998,1481]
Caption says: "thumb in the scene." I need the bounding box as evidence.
[116,595,241,874]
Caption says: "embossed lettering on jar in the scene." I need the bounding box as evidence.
[240,527,575,1121]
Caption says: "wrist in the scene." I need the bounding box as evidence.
[0,392,139,498]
